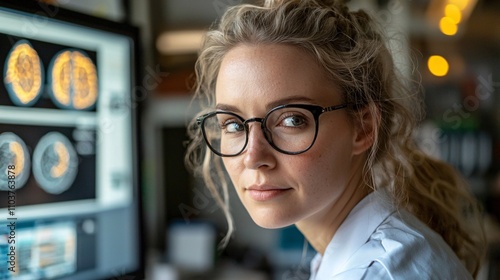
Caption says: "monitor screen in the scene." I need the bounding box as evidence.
[0,1,143,279]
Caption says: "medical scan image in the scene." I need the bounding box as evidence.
[32,132,79,195]
[48,50,98,110]
[0,132,31,191]
[3,40,44,107]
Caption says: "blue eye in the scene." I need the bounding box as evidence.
[223,120,245,133]
[282,115,306,127]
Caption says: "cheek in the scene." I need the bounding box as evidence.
[294,131,354,188]
[222,158,241,184]
[315,119,355,166]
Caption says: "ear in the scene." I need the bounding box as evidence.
[352,105,379,156]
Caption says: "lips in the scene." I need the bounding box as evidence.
[246,185,292,201]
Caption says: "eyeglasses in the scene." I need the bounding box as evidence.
[197,103,352,157]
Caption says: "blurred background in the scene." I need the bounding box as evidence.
[1,0,500,279]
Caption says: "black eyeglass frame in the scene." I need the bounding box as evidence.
[197,103,353,157]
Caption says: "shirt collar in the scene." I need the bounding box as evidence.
[310,190,395,279]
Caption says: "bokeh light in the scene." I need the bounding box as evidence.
[445,4,462,24]
[439,17,458,36]
[448,0,469,11]
[428,55,450,77]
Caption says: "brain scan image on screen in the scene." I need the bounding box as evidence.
[48,50,98,110]
[33,132,78,194]
[0,132,30,191]
[3,40,44,107]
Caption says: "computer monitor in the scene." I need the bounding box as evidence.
[0,1,144,279]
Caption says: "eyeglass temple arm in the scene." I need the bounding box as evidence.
[322,103,350,112]
[196,113,211,126]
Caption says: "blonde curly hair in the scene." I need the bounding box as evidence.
[185,0,485,276]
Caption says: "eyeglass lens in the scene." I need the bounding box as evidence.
[202,107,317,156]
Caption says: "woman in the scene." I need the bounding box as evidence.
[185,0,485,278]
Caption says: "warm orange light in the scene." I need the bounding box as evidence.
[439,17,458,36]
[448,0,469,10]
[428,55,449,77]
[445,4,462,24]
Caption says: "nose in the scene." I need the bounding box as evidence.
[243,121,277,170]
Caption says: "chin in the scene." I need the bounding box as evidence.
[248,210,296,229]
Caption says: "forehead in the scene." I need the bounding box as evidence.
[215,44,341,112]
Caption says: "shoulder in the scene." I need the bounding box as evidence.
[338,210,472,280]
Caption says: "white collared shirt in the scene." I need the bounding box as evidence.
[309,191,472,280]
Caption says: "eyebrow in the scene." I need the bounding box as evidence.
[215,95,316,113]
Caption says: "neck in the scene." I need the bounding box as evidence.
[295,175,371,255]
